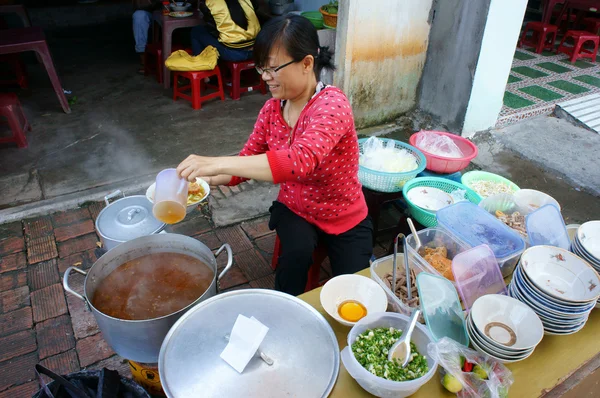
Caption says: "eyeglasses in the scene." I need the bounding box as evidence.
[255,60,296,76]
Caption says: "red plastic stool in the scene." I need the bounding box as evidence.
[518,22,558,54]
[221,60,267,100]
[173,68,225,110]
[271,235,328,293]
[0,55,28,89]
[0,93,30,148]
[144,44,190,84]
[557,30,600,63]
[584,17,600,35]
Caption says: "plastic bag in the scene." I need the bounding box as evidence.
[359,137,418,173]
[427,337,514,398]
[416,132,464,158]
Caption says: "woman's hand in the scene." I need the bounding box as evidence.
[199,175,233,186]
[177,155,222,182]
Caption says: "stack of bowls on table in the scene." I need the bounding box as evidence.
[509,246,600,335]
[570,221,600,308]
[466,294,543,364]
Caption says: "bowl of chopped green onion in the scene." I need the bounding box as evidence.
[341,312,438,397]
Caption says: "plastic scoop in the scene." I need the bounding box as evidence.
[388,309,421,367]
[407,218,425,257]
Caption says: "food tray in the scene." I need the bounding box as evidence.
[406,227,471,287]
[402,177,482,228]
[358,138,426,193]
[437,202,526,278]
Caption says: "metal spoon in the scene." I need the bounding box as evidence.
[388,309,421,367]
[407,218,425,257]
[402,234,412,301]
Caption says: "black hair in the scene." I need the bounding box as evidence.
[253,14,336,79]
[225,0,249,30]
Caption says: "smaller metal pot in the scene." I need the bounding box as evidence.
[96,190,166,251]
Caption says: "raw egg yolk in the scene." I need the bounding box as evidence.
[338,300,367,322]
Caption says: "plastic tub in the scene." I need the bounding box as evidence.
[406,227,471,287]
[409,131,478,174]
[370,254,424,317]
[461,171,520,198]
[437,202,526,278]
[340,312,438,398]
[514,189,561,213]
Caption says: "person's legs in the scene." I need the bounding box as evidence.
[133,10,152,55]
[190,25,253,61]
[323,217,374,277]
[269,202,319,296]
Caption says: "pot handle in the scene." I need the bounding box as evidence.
[215,243,233,290]
[63,266,89,306]
[104,190,125,206]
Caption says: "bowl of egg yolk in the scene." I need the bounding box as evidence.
[320,274,388,327]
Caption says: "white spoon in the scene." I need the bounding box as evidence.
[388,309,421,367]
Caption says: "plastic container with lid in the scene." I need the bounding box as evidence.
[526,204,570,250]
[406,227,471,287]
[436,202,526,278]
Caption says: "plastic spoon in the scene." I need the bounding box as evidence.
[388,309,421,367]
[407,218,425,257]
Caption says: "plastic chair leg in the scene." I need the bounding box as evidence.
[172,72,179,101]
[191,76,201,110]
[231,65,241,100]
[216,69,225,101]
[572,40,584,63]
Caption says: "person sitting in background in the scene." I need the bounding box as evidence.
[133,0,162,72]
[191,0,263,62]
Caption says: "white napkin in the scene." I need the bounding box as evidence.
[220,315,269,373]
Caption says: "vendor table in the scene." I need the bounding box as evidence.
[0,27,70,113]
[298,268,600,397]
[152,11,204,90]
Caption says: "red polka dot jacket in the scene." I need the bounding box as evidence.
[228,86,368,235]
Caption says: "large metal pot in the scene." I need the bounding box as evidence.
[63,233,232,364]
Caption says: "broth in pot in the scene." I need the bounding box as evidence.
[92,252,214,320]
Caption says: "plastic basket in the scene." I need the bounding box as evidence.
[409,131,478,174]
[301,11,324,29]
[461,171,520,198]
[358,138,426,193]
[402,177,482,227]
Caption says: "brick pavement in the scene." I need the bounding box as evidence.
[0,201,392,395]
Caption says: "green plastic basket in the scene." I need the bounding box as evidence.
[301,11,324,29]
[460,171,520,198]
[402,177,482,227]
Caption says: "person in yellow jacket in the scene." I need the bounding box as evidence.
[192,0,265,62]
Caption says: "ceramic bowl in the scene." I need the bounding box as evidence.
[146,177,210,214]
[470,294,543,350]
[514,189,561,213]
[405,186,453,213]
[572,237,600,269]
[320,275,387,327]
[170,2,191,11]
[520,246,600,303]
[578,221,600,259]
[566,224,581,244]
[466,315,533,356]
[468,324,535,364]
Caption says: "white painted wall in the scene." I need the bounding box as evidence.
[462,0,528,136]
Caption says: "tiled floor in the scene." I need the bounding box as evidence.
[498,46,600,127]
[0,202,393,396]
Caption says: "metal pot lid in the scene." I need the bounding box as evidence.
[96,195,165,242]
[159,289,340,398]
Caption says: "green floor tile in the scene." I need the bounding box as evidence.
[519,85,564,101]
[536,62,572,73]
[507,75,522,83]
[504,91,535,109]
[514,50,537,61]
[541,50,556,57]
[574,74,600,88]
[547,80,590,94]
[512,66,550,79]
[559,58,596,68]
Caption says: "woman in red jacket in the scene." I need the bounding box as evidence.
[177,15,372,296]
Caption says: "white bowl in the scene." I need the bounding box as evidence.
[566,224,581,244]
[514,189,560,213]
[466,316,533,357]
[520,246,600,303]
[146,177,210,214]
[406,186,453,213]
[320,275,387,327]
[578,221,600,260]
[470,294,543,350]
[340,312,438,398]
[468,326,535,364]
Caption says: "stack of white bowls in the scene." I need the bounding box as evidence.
[509,246,600,335]
[466,295,543,363]
[569,221,600,308]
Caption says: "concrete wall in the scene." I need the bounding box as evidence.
[334,0,433,129]
[418,0,491,132]
[462,0,527,135]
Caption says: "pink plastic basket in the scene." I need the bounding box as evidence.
[409,131,478,174]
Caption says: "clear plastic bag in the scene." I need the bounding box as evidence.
[427,337,514,398]
[359,137,418,173]
[416,132,464,158]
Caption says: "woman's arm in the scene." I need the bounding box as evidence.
[177,154,273,183]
